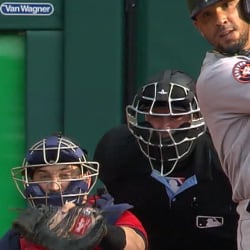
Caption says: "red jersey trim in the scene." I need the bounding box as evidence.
[115,210,148,242]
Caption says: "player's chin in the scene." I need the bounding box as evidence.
[216,39,242,54]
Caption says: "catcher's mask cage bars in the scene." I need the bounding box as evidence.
[11,136,99,207]
[12,161,99,206]
[126,81,206,176]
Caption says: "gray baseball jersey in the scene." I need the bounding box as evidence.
[196,51,250,202]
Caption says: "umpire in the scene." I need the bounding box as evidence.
[94,69,238,250]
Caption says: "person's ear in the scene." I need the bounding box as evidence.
[193,21,204,37]
[193,19,199,29]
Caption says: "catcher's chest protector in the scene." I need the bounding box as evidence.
[20,237,45,250]
[20,234,103,250]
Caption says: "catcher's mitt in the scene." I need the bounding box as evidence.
[12,203,107,250]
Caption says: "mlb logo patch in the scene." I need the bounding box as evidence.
[196,215,224,229]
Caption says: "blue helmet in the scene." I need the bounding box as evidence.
[11,135,99,207]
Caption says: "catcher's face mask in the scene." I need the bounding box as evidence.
[126,69,206,176]
[11,135,99,207]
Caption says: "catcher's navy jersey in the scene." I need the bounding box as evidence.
[94,124,238,250]
[196,52,250,202]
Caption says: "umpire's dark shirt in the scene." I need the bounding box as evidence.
[94,124,238,250]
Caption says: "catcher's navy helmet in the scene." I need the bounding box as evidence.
[126,69,206,176]
[11,134,99,207]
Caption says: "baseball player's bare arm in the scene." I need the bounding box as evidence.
[121,226,146,250]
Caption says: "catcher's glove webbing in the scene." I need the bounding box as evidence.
[13,204,107,250]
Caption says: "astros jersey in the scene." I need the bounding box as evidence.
[196,51,250,202]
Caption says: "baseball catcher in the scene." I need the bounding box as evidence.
[0,134,147,250]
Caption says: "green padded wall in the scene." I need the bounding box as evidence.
[135,0,210,88]
[63,0,124,159]
[0,34,25,236]
[26,30,63,147]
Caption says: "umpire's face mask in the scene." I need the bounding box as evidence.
[133,110,198,176]
[137,123,195,176]
[145,107,191,131]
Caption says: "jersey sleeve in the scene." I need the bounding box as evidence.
[115,210,148,245]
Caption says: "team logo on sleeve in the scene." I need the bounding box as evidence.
[232,60,250,83]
